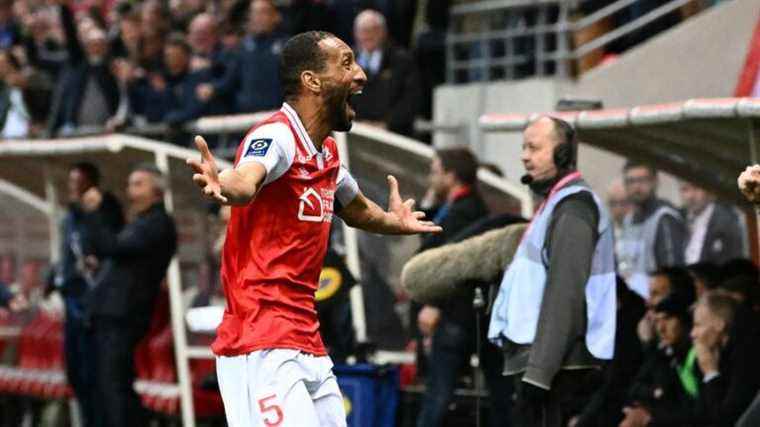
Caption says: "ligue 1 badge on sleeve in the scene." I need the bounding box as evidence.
[244,138,273,157]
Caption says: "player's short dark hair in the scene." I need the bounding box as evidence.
[70,162,100,186]
[623,160,657,176]
[435,148,479,185]
[279,31,335,101]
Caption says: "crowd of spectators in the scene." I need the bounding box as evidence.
[0,0,452,143]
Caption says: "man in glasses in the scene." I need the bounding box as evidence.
[618,161,686,299]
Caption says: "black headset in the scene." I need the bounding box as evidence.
[548,117,577,170]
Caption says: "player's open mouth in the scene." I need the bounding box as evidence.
[346,89,362,115]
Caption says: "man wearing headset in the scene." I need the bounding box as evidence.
[488,116,617,427]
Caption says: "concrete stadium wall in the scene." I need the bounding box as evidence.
[433,0,759,204]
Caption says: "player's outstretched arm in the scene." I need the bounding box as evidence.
[186,135,267,205]
[339,175,442,235]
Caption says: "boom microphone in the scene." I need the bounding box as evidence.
[520,174,533,185]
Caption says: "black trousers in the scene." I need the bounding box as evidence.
[512,370,591,427]
[92,316,149,427]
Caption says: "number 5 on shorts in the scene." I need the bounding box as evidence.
[258,394,284,426]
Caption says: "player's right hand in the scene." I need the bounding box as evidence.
[187,135,229,204]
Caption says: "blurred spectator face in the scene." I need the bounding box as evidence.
[607,179,631,225]
[67,168,95,202]
[354,10,386,53]
[164,44,190,76]
[654,312,684,347]
[143,33,164,62]
[428,155,454,200]
[141,1,168,38]
[691,302,727,349]
[248,0,280,36]
[648,274,671,308]
[680,182,712,216]
[188,14,218,56]
[521,117,560,183]
[127,170,163,212]
[624,166,656,205]
[120,17,143,53]
[84,28,109,63]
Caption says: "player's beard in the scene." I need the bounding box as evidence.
[325,83,354,132]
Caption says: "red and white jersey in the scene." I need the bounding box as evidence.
[212,103,359,357]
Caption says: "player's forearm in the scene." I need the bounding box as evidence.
[219,169,261,205]
[341,195,408,235]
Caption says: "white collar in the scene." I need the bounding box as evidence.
[281,102,318,156]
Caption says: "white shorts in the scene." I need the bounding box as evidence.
[216,349,346,427]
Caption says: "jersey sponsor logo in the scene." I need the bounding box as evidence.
[244,138,273,157]
[298,187,324,222]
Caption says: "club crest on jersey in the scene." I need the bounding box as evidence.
[298,187,324,222]
[244,138,273,157]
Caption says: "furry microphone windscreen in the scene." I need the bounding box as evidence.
[401,223,527,304]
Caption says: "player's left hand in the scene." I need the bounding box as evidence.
[187,135,228,204]
[386,175,442,234]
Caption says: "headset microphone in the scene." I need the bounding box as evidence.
[520,174,534,185]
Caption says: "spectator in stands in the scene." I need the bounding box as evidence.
[637,266,695,350]
[680,181,744,265]
[691,291,760,426]
[607,178,633,276]
[413,0,451,122]
[619,288,699,427]
[51,2,121,135]
[196,0,286,113]
[415,147,488,427]
[53,162,123,427]
[618,161,687,298]
[570,277,645,427]
[488,117,616,427]
[350,9,421,136]
[165,12,234,124]
[0,0,19,50]
[19,6,68,82]
[129,33,192,124]
[78,163,177,427]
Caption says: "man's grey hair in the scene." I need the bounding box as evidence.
[132,163,167,195]
[354,9,387,31]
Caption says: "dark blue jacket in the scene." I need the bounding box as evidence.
[56,193,124,300]
[215,34,285,113]
[130,72,189,124]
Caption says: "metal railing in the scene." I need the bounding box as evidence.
[446,0,711,82]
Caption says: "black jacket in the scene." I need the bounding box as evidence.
[58,192,124,299]
[694,308,760,427]
[350,45,421,136]
[691,203,745,265]
[83,203,177,320]
[51,4,119,132]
